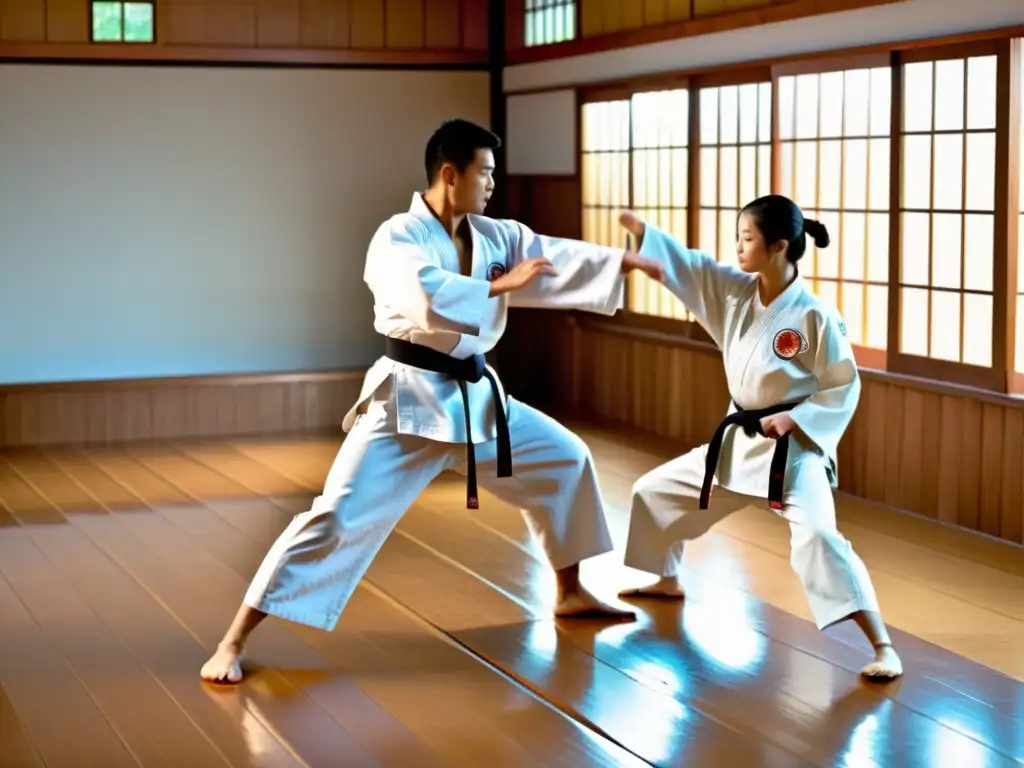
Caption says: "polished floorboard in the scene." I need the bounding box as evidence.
[0,419,1022,767]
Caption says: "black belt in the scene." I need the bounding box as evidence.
[700,401,801,512]
[384,337,512,509]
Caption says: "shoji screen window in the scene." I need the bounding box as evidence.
[698,81,772,268]
[776,58,892,369]
[630,88,690,320]
[896,45,999,388]
[581,99,631,252]
[524,0,576,47]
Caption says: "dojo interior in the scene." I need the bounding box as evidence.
[1,0,1023,765]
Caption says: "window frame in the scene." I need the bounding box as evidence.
[885,40,1010,392]
[523,0,578,48]
[579,68,772,347]
[90,0,157,45]
[771,52,892,372]
[1005,37,1022,394]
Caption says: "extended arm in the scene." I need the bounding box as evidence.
[788,312,861,462]
[501,221,626,315]
[364,221,492,336]
[634,220,750,343]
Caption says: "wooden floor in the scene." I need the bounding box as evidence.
[1,418,1023,767]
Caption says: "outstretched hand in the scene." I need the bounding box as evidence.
[488,257,558,297]
[617,211,663,282]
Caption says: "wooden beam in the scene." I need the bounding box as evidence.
[0,41,488,68]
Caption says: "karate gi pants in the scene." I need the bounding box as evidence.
[623,445,880,630]
[242,388,614,631]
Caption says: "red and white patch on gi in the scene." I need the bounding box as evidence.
[772,328,809,360]
[486,261,507,281]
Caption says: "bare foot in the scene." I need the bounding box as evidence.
[618,576,685,600]
[200,642,245,684]
[555,587,636,620]
[861,643,903,681]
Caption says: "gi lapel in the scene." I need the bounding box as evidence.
[731,274,805,390]
[409,193,460,273]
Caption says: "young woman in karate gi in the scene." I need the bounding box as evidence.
[199,119,665,684]
[617,195,902,680]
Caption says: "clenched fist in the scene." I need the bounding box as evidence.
[616,211,663,282]
[759,413,796,439]
[620,211,646,248]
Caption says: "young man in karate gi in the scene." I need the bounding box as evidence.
[200,118,665,684]
[615,197,903,680]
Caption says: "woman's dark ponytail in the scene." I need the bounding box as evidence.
[802,218,830,249]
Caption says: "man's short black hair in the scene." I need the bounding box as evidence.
[424,119,501,186]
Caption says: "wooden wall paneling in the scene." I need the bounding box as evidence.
[598,0,622,35]
[385,0,423,48]
[164,0,207,45]
[882,383,905,508]
[935,395,962,527]
[530,176,582,236]
[0,0,45,41]
[897,387,925,512]
[694,0,771,16]
[916,391,943,518]
[1,0,488,63]
[579,0,602,37]
[296,0,352,48]
[1000,409,1024,543]
[496,309,564,409]
[45,0,87,42]
[581,0,690,37]
[621,0,644,31]
[0,371,365,448]
[980,403,1007,537]
[641,0,665,27]
[504,0,524,51]
[665,0,690,22]
[424,0,460,49]
[504,176,582,237]
[958,398,983,532]
[256,0,301,47]
[204,1,257,46]
[504,176,529,223]
[348,0,383,47]
[460,0,487,51]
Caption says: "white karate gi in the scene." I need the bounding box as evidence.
[624,222,880,630]
[243,193,627,631]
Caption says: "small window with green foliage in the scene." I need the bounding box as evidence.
[91,1,155,43]
[524,0,575,47]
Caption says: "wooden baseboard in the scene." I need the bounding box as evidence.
[0,369,367,448]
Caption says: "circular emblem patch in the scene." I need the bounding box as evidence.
[773,328,809,360]
[486,262,507,281]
